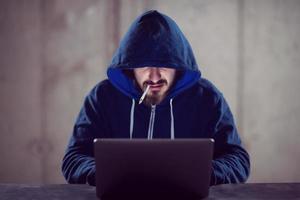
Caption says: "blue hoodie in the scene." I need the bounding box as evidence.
[62,10,250,186]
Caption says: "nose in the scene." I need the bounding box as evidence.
[148,68,161,83]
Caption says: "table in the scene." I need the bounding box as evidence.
[0,183,299,199]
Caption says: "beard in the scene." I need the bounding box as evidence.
[133,75,178,106]
[144,91,163,105]
[143,79,168,105]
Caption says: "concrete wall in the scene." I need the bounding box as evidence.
[0,0,43,183]
[0,0,299,184]
[243,0,300,182]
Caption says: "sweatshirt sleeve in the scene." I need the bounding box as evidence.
[208,94,250,185]
[62,85,108,186]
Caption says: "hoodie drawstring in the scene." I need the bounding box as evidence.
[170,98,175,139]
[129,98,175,139]
[130,99,135,139]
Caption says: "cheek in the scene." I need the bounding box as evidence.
[165,73,176,84]
[134,74,146,88]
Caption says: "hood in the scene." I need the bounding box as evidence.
[107,10,201,100]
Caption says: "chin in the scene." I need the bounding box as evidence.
[147,93,167,105]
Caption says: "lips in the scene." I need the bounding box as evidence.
[143,79,167,92]
[149,84,164,91]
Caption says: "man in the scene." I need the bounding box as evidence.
[62,10,250,186]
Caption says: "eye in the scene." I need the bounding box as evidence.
[135,67,148,73]
[161,67,174,72]
[140,67,150,71]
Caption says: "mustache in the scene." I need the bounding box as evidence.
[144,79,167,86]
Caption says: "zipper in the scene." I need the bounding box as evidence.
[147,105,156,139]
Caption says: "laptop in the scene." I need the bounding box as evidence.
[94,138,214,199]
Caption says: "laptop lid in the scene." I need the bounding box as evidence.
[94,138,214,199]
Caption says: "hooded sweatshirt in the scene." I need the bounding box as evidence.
[62,10,250,186]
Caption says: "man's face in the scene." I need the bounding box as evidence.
[133,67,176,105]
